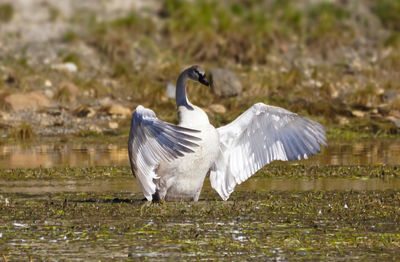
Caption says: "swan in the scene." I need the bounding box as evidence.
[128,65,327,201]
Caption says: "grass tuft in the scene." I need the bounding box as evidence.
[372,0,400,31]
[12,122,35,140]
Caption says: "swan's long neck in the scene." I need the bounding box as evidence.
[176,69,194,110]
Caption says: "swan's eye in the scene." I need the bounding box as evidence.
[198,72,210,86]
[194,69,204,79]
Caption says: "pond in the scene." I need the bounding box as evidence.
[0,138,399,260]
[0,138,400,168]
[1,176,400,194]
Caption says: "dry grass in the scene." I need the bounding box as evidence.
[1,0,400,137]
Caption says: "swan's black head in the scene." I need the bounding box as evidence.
[187,65,210,87]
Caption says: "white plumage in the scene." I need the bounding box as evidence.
[210,103,326,200]
[128,105,202,200]
[128,66,327,201]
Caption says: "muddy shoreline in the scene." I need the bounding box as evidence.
[1,190,399,260]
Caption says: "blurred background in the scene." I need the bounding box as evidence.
[0,0,400,167]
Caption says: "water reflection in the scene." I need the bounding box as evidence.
[242,177,400,192]
[0,138,399,168]
[307,139,400,166]
[1,177,399,194]
[0,178,138,194]
[0,143,128,168]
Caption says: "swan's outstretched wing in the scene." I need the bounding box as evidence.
[128,105,201,200]
[210,103,327,200]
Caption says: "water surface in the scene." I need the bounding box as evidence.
[1,139,399,260]
[0,138,399,168]
[1,177,400,195]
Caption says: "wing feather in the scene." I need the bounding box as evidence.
[128,105,200,200]
[210,103,326,200]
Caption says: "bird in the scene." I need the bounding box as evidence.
[128,65,327,201]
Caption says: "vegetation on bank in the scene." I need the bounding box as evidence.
[1,0,400,139]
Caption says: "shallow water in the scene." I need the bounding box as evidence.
[0,138,400,168]
[1,190,399,260]
[1,177,400,194]
[1,139,400,260]
[0,143,128,168]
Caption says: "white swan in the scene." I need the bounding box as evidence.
[128,65,327,201]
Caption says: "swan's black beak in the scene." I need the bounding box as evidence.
[199,74,210,87]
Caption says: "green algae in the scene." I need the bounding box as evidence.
[1,165,399,180]
[0,166,130,180]
[0,163,399,260]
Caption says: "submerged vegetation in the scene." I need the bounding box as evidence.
[0,165,399,180]
[0,189,399,260]
[0,166,399,259]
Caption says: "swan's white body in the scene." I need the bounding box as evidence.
[155,105,219,201]
[128,66,327,201]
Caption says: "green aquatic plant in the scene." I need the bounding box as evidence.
[0,166,399,180]
[0,190,399,260]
